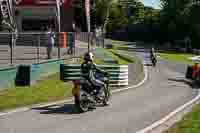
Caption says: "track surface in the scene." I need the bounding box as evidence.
[0,50,196,133]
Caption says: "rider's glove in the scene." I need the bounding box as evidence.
[104,72,109,76]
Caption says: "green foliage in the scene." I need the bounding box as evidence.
[73,0,87,31]
[160,0,200,48]
[95,0,112,28]
[106,0,160,32]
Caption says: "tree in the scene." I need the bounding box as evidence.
[160,0,192,33]
[159,0,200,48]
[73,0,87,31]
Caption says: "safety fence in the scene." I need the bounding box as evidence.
[0,32,104,68]
[60,64,129,87]
[0,32,76,68]
[75,32,104,47]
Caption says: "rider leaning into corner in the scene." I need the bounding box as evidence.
[150,47,158,66]
[81,52,109,100]
[150,47,156,58]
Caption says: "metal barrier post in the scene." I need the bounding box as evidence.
[37,34,40,63]
[58,33,61,59]
[10,33,13,66]
[88,32,90,52]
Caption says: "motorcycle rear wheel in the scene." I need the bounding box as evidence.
[78,100,89,112]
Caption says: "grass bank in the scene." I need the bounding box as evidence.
[107,49,134,64]
[159,52,195,65]
[164,102,200,133]
[0,74,73,111]
[106,39,130,44]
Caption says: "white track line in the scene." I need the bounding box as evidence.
[136,60,199,133]
[136,93,200,133]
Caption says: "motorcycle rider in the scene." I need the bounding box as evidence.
[150,47,157,65]
[81,52,109,100]
[192,62,200,80]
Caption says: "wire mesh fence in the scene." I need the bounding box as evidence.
[0,32,104,68]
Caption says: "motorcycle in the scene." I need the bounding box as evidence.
[186,64,200,84]
[72,73,111,113]
[151,54,157,67]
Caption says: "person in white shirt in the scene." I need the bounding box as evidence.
[47,26,55,59]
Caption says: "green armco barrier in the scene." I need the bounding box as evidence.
[0,59,65,90]
[15,65,31,86]
[31,59,64,81]
[60,64,129,86]
[0,67,18,90]
[29,59,65,85]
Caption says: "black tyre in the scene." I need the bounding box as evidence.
[185,66,193,79]
[196,71,200,85]
[79,99,89,112]
[103,85,111,106]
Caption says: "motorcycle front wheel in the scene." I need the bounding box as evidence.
[103,86,111,106]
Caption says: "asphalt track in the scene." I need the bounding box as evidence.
[0,49,196,133]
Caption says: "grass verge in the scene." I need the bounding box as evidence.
[106,49,134,64]
[113,45,131,50]
[0,74,73,111]
[106,39,130,44]
[69,57,105,65]
[164,102,200,133]
[108,49,134,63]
[159,52,195,65]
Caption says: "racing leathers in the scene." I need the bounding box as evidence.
[81,61,107,87]
[81,61,107,95]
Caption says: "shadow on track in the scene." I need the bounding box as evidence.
[32,104,82,114]
[144,63,153,66]
[168,78,200,89]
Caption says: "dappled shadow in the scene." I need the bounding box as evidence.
[158,50,192,54]
[117,48,148,53]
[32,104,82,115]
[144,63,153,66]
[168,78,200,89]
[123,43,137,46]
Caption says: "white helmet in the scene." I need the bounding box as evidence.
[84,52,94,61]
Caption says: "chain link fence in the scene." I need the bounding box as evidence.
[75,32,104,47]
[0,32,104,68]
[0,32,75,68]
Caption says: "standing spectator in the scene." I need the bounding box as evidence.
[67,32,75,55]
[72,21,76,32]
[184,36,192,52]
[46,25,55,59]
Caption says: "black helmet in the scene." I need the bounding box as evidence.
[84,52,94,61]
